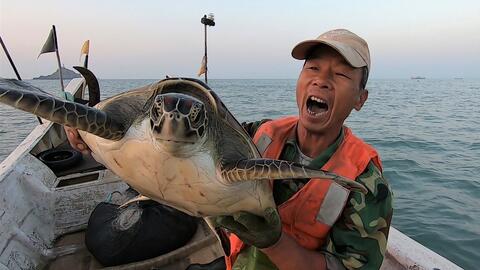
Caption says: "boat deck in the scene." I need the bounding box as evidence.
[47,231,101,270]
[46,221,223,270]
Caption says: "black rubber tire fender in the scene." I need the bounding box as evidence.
[37,148,82,170]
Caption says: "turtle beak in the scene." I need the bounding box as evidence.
[158,111,196,143]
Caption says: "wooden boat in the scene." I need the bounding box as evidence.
[0,78,462,270]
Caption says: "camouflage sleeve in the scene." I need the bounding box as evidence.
[322,161,393,270]
[241,119,271,138]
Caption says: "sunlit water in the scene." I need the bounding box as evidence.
[0,78,479,269]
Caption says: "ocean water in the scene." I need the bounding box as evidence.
[0,78,479,269]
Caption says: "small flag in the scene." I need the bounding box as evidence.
[37,25,65,94]
[197,55,206,76]
[80,40,90,68]
[80,40,90,57]
[38,28,56,58]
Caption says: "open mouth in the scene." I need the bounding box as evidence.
[306,96,329,116]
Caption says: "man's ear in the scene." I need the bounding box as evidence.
[354,89,368,111]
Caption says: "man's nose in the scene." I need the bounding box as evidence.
[312,71,333,90]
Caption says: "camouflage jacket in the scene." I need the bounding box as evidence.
[232,120,393,270]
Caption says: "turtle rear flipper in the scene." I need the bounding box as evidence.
[221,159,367,194]
[0,78,126,140]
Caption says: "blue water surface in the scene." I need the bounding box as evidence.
[0,78,478,269]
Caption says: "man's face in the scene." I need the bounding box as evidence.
[296,45,368,135]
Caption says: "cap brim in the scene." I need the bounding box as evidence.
[292,39,367,68]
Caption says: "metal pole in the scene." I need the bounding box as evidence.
[201,14,214,84]
[0,35,22,80]
[0,35,43,124]
[204,23,208,84]
[84,54,89,69]
[52,25,65,92]
[81,54,89,100]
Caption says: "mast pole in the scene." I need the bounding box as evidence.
[204,23,208,83]
[0,35,43,124]
[0,35,22,80]
[84,54,89,68]
[200,14,215,84]
[52,25,65,92]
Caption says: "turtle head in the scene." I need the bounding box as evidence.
[149,93,208,155]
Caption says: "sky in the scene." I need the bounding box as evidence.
[1,0,479,79]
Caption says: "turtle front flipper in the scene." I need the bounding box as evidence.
[220,159,367,194]
[0,78,126,140]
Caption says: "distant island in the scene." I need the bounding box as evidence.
[411,76,426,80]
[33,67,81,80]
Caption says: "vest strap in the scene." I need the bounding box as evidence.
[315,183,350,226]
[256,134,272,156]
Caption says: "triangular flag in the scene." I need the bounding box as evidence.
[197,55,207,76]
[80,40,90,56]
[38,28,56,58]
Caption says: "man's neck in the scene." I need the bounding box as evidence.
[296,125,342,158]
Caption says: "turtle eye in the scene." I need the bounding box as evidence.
[197,125,205,137]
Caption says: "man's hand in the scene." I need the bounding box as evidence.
[64,126,90,155]
[215,207,282,249]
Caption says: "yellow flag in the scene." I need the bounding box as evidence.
[80,40,90,56]
[197,55,206,76]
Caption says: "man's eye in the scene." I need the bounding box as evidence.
[307,66,319,71]
[335,73,350,79]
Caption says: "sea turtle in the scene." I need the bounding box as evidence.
[0,73,367,220]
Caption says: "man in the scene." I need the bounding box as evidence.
[214,29,393,270]
[66,29,392,270]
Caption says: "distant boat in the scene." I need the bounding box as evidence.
[33,66,81,80]
[411,76,426,80]
[454,77,464,80]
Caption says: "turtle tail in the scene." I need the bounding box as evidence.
[0,78,125,140]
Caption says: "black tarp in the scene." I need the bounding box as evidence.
[85,200,198,266]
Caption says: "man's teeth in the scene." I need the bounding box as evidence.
[310,96,325,103]
[307,96,327,116]
[307,108,325,116]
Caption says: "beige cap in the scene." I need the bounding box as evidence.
[292,29,370,73]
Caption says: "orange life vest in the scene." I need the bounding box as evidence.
[225,116,382,269]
